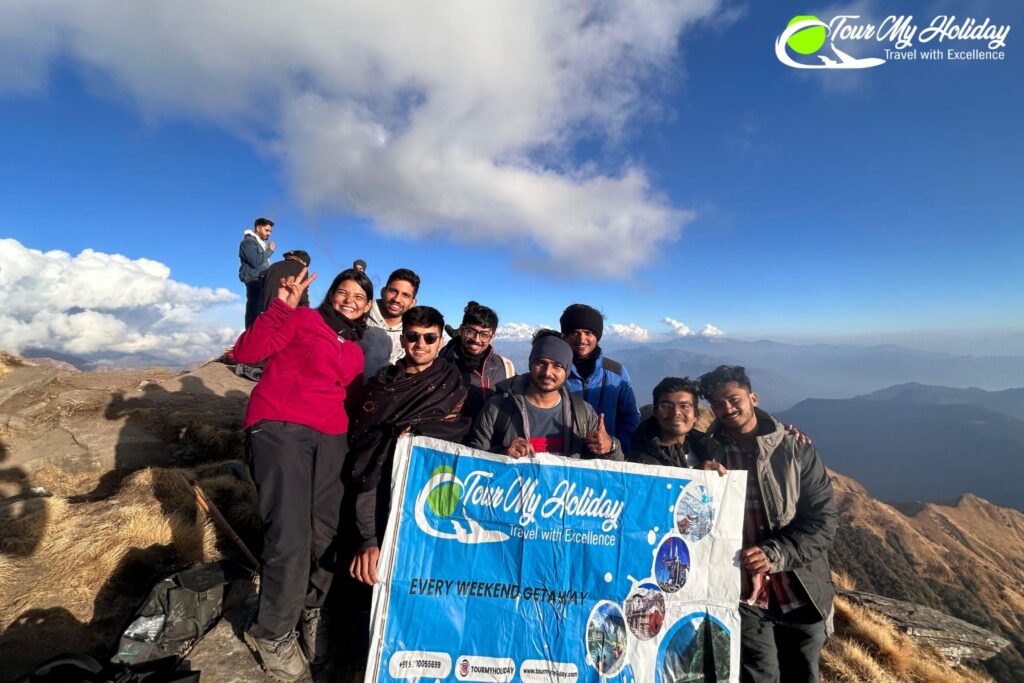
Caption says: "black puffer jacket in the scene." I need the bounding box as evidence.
[628,416,706,468]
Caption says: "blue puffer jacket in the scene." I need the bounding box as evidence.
[238,231,273,283]
[565,350,641,454]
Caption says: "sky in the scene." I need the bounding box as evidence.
[1,0,1021,362]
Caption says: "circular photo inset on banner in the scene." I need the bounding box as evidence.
[674,483,714,542]
[624,582,666,640]
[654,536,690,593]
[585,601,629,677]
[657,612,732,683]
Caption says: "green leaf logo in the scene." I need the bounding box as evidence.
[786,15,827,54]
[426,465,461,517]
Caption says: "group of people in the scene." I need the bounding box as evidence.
[234,221,837,683]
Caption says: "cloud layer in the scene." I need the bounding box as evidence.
[0,238,238,360]
[0,0,721,275]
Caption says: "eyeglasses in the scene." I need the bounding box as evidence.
[656,401,696,415]
[461,327,494,341]
[404,331,440,344]
[333,288,367,304]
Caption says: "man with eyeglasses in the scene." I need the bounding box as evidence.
[441,301,515,423]
[467,330,621,460]
[365,268,421,373]
[629,377,708,467]
[697,365,836,683]
[348,305,470,585]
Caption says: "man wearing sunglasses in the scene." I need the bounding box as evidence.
[467,330,621,460]
[348,305,470,585]
[441,301,516,423]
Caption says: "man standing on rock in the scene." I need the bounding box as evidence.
[698,365,836,683]
[560,303,640,454]
[466,330,621,461]
[364,268,420,374]
[238,217,275,328]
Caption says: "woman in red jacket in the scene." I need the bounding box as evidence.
[232,267,371,680]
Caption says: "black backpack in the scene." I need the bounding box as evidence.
[111,560,254,667]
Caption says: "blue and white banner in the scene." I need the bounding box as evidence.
[366,437,746,683]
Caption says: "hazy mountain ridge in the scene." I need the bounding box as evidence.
[779,386,1024,510]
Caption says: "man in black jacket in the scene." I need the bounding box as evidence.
[441,301,515,423]
[698,365,836,683]
[466,330,620,460]
[629,377,706,467]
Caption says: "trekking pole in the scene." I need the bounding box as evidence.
[182,474,261,573]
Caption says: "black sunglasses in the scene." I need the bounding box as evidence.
[404,331,440,344]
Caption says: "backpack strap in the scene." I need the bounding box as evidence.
[500,355,515,379]
[601,357,623,375]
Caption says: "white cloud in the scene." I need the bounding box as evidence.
[0,0,723,275]
[663,317,693,336]
[607,323,650,342]
[0,238,239,361]
[700,323,725,337]
[495,322,546,342]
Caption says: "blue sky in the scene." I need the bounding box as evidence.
[1,1,1021,360]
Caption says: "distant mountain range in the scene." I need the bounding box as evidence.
[779,383,1024,511]
[496,336,1024,411]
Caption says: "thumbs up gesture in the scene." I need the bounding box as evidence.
[585,413,613,456]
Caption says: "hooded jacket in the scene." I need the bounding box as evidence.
[701,408,838,624]
[466,374,622,460]
[364,299,406,369]
[565,349,640,454]
[440,338,515,422]
[238,230,273,284]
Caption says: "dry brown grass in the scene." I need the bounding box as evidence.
[0,469,221,628]
[823,594,995,683]
[0,350,32,378]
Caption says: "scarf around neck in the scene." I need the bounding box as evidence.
[317,301,365,341]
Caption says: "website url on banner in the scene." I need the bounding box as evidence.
[520,660,580,683]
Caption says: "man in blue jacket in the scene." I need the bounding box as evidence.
[560,303,640,454]
[238,217,275,328]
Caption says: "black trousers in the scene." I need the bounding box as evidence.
[247,421,348,640]
[244,279,263,329]
[739,601,827,683]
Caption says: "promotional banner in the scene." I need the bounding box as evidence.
[366,437,746,683]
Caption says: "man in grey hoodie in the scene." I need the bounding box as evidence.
[238,217,275,328]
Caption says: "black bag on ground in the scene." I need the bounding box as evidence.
[111,560,253,666]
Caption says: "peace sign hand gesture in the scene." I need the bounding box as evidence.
[277,266,318,309]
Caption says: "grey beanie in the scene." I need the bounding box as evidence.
[529,335,574,370]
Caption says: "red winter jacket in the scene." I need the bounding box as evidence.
[233,299,364,434]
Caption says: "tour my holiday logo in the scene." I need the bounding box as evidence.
[776,14,1011,68]
[413,464,625,545]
